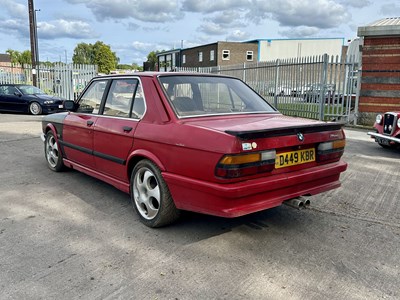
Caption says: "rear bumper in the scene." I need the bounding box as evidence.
[367,132,400,144]
[163,160,347,217]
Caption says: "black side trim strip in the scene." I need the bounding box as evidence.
[60,140,92,155]
[225,123,343,140]
[93,151,126,165]
[60,140,126,165]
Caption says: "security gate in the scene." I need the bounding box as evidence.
[177,54,359,124]
[0,63,97,100]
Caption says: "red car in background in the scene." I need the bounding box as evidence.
[368,112,400,149]
[41,73,347,227]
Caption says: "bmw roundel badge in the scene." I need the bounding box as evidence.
[297,132,304,142]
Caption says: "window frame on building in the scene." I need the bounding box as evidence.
[222,50,230,60]
[246,51,254,61]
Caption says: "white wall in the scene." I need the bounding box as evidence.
[258,39,344,61]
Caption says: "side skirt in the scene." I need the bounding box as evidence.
[63,158,130,194]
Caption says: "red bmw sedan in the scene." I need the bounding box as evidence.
[41,73,347,227]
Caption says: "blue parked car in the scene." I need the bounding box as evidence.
[0,84,64,115]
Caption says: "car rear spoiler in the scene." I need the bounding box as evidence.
[225,123,343,140]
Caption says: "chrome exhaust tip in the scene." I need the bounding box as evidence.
[283,197,311,209]
[301,197,311,208]
[283,198,305,209]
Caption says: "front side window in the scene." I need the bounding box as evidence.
[77,80,107,114]
[159,75,275,117]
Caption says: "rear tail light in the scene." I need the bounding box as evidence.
[317,139,345,162]
[216,150,276,178]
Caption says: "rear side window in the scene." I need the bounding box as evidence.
[103,79,138,118]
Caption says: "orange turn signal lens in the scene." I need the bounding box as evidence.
[219,153,261,165]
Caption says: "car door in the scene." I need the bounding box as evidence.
[93,78,145,181]
[0,85,26,112]
[62,79,109,169]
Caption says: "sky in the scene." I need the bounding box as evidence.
[0,0,400,66]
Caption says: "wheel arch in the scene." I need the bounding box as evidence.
[44,123,59,141]
[126,150,166,181]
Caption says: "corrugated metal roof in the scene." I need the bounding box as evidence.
[367,17,400,27]
[358,17,400,37]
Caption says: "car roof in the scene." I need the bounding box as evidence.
[0,84,32,87]
[92,72,235,80]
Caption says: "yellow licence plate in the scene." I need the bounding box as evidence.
[275,148,315,169]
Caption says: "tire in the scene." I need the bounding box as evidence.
[130,160,180,228]
[378,142,390,149]
[44,131,64,172]
[29,102,43,115]
[378,142,399,150]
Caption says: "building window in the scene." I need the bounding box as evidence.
[210,50,215,61]
[246,51,253,61]
[222,50,230,60]
[198,51,203,62]
[182,54,186,64]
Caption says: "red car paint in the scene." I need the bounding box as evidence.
[42,73,347,225]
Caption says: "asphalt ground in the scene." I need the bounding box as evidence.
[0,113,399,300]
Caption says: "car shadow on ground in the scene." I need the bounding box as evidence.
[37,161,311,244]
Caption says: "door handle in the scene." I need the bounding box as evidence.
[87,120,94,126]
[123,126,133,132]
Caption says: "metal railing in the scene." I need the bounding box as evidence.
[0,63,97,100]
[177,54,360,123]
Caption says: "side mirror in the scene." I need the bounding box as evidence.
[14,92,22,97]
[63,100,75,111]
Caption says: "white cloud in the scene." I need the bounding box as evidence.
[279,26,320,38]
[38,20,98,39]
[340,0,372,8]
[67,0,184,23]
[226,30,250,41]
[0,19,29,37]
[249,0,351,29]
[204,10,246,27]
[0,0,27,19]
[198,23,225,35]
[182,0,249,13]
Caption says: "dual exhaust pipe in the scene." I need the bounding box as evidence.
[283,197,311,209]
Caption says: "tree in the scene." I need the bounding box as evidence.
[6,49,31,66]
[72,41,118,74]
[93,41,117,74]
[72,43,94,64]
[20,51,32,66]
[146,51,158,71]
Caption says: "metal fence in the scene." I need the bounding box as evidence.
[0,63,97,100]
[178,54,360,123]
